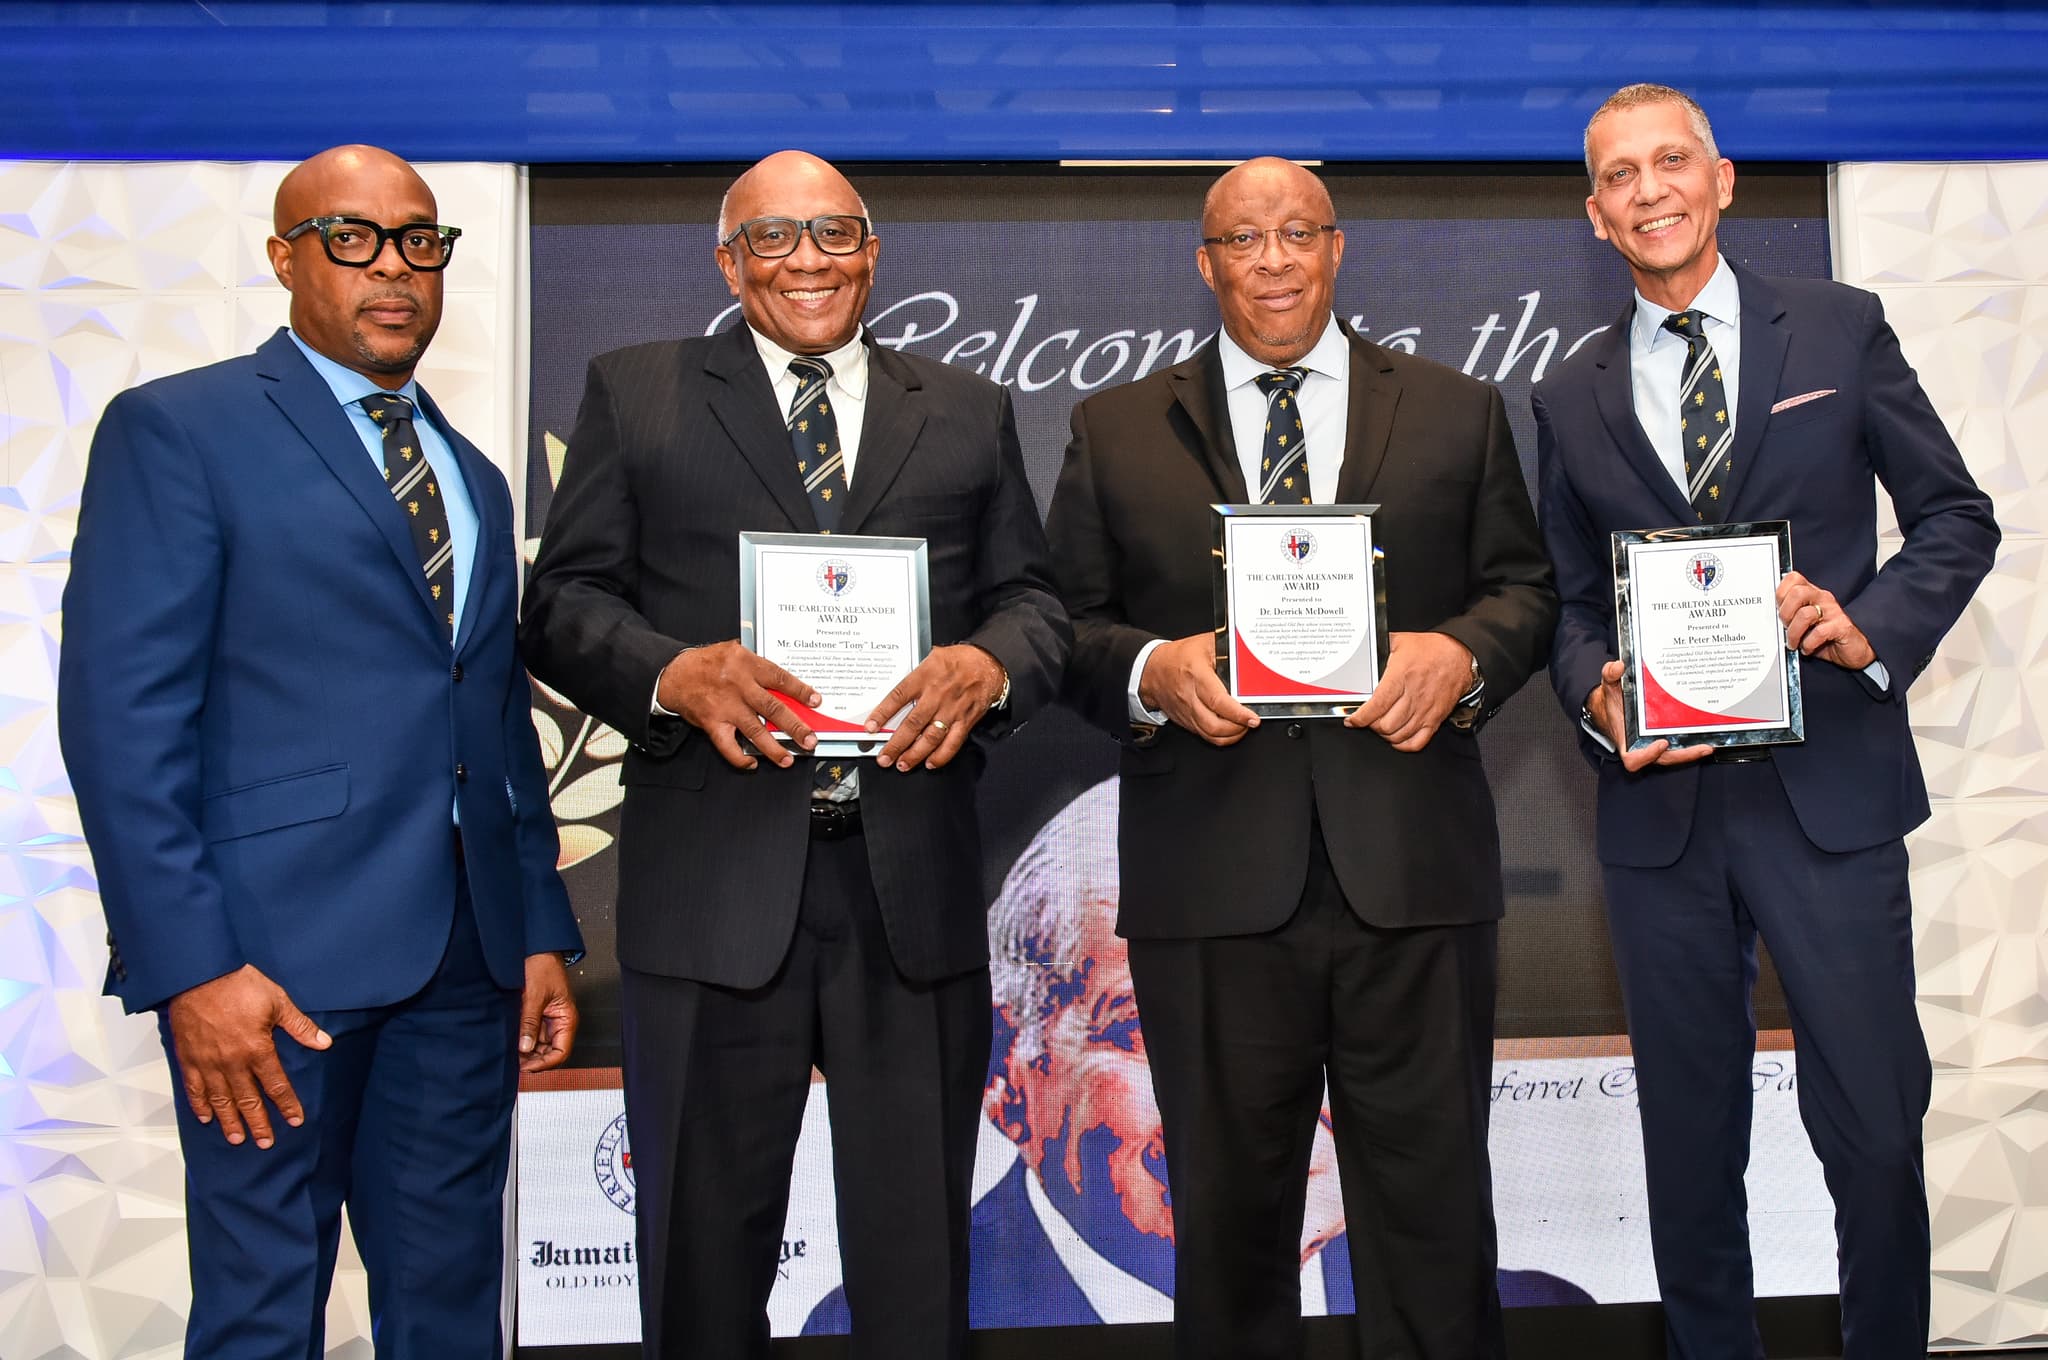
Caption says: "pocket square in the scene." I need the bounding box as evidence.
[1770,389,1836,414]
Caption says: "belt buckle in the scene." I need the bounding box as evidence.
[809,800,862,840]
[1711,744,1773,764]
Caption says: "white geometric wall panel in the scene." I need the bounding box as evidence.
[0,158,524,1357]
[1836,159,2048,1349]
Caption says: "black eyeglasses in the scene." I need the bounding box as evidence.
[1201,222,1337,257]
[722,215,871,260]
[281,216,462,270]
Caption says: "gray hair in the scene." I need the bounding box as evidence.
[1584,83,1721,187]
[987,777,1122,1067]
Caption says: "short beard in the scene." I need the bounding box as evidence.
[350,325,430,375]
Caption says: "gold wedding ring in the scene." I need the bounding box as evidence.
[1813,602,1825,621]
[930,718,949,733]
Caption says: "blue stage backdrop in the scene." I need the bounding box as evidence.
[514,164,1832,1337]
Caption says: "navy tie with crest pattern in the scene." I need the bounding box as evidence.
[784,356,857,799]
[787,355,847,533]
[1662,310,1733,521]
[358,393,455,640]
[1254,367,1312,505]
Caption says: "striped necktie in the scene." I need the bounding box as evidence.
[788,355,847,533]
[1254,368,1312,505]
[1663,310,1733,521]
[359,394,455,639]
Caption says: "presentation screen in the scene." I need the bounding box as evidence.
[515,164,1833,1344]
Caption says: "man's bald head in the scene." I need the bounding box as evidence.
[1200,157,1335,237]
[714,149,879,356]
[716,150,869,241]
[1195,157,1345,368]
[274,145,437,235]
[266,145,445,389]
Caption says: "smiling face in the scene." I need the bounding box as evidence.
[267,145,443,390]
[1584,99,1735,311]
[715,151,878,356]
[1196,158,1345,367]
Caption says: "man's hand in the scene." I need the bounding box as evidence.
[1139,632,1260,747]
[1777,571,1876,671]
[166,965,333,1149]
[867,644,1008,771]
[656,641,821,771]
[1343,632,1472,751]
[519,953,579,1074]
[1587,659,1714,771]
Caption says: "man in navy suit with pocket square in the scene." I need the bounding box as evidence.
[58,145,583,1358]
[1534,85,1998,1358]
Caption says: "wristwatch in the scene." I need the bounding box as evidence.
[1448,653,1486,731]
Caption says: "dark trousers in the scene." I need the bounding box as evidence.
[620,833,991,1360]
[168,875,520,1360]
[1127,822,1504,1360]
[1604,761,1932,1360]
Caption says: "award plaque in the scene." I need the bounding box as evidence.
[739,532,931,756]
[1612,520,1803,751]
[1212,504,1387,718]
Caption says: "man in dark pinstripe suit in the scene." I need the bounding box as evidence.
[520,150,1068,1359]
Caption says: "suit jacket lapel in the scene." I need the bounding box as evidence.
[1331,328,1399,504]
[838,340,926,535]
[705,326,817,530]
[1166,343,1249,503]
[1587,311,1696,524]
[1721,266,1789,520]
[256,330,444,623]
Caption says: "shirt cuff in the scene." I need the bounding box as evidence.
[1127,638,1170,725]
[1866,659,1890,692]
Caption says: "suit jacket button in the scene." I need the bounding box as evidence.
[455,763,468,782]
[1286,722,1304,739]
[452,663,464,682]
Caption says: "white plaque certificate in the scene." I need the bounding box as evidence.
[1612,520,1804,751]
[1213,504,1387,718]
[739,532,931,756]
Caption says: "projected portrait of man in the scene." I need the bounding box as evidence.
[976,776,1345,1323]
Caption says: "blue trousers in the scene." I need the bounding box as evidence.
[1604,761,1931,1360]
[165,878,521,1360]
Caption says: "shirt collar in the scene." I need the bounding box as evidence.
[1021,1155,1173,1323]
[1216,313,1348,391]
[1632,255,1740,351]
[287,329,422,410]
[747,324,870,400]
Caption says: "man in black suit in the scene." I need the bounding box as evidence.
[520,150,1069,1359]
[1044,157,1558,1359]
[1536,85,1997,1357]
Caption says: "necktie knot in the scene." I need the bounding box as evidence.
[1254,367,1306,399]
[358,393,414,431]
[788,355,833,386]
[1661,310,1712,340]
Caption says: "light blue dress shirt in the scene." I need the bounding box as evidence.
[288,330,479,634]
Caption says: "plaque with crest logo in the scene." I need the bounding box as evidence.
[1211,504,1387,718]
[1612,520,1803,751]
[739,532,931,756]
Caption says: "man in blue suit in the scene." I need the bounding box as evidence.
[58,145,584,1358]
[1535,86,1998,1358]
